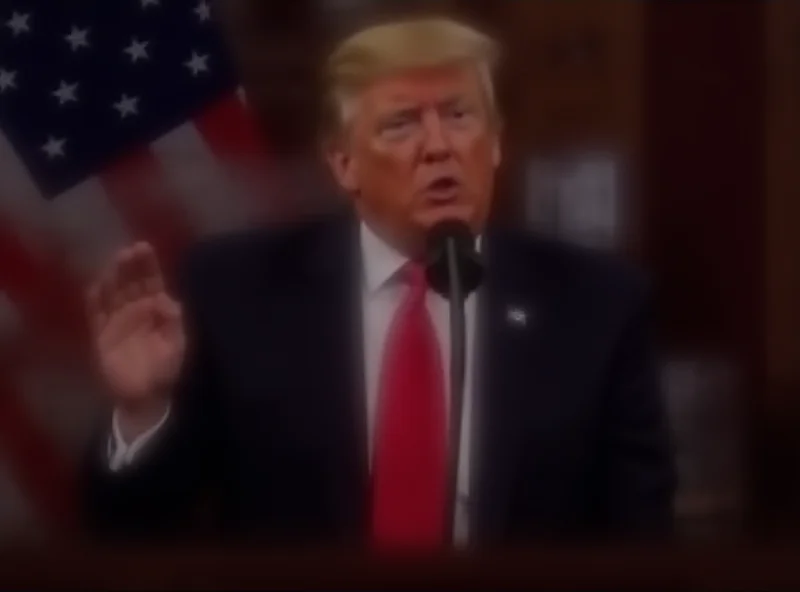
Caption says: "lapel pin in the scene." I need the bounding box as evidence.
[506,305,529,328]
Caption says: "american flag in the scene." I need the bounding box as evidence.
[0,0,271,538]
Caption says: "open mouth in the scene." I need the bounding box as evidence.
[425,176,460,201]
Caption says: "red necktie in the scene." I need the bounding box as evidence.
[371,262,447,549]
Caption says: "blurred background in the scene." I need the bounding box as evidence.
[0,0,797,543]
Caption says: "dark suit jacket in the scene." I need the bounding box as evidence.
[82,208,676,545]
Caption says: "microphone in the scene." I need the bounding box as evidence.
[425,219,483,300]
[424,220,483,545]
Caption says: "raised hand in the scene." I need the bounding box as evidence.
[87,242,186,406]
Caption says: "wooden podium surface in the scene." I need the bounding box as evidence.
[1,546,800,590]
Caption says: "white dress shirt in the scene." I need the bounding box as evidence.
[360,222,477,544]
[108,405,171,472]
[111,221,478,543]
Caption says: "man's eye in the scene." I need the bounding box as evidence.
[447,106,470,120]
[379,117,417,139]
[383,117,411,130]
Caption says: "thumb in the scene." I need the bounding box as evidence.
[153,292,183,323]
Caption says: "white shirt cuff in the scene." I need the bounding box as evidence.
[107,404,171,472]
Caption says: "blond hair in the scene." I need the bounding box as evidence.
[324,17,501,133]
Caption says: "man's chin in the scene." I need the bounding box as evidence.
[414,203,475,231]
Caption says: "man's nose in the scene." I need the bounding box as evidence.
[421,112,452,162]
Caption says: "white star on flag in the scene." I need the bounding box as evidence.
[52,81,78,105]
[184,51,209,76]
[0,69,17,93]
[195,1,211,22]
[124,39,150,63]
[42,136,66,159]
[113,94,139,119]
[65,27,90,51]
[6,12,31,36]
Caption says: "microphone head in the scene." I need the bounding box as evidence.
[424,219,484,299]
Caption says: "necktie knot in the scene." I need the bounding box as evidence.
[402,262,427,297]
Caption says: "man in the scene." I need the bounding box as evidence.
[82,18,675,547]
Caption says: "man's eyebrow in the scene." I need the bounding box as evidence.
[438,96,470,109]
[380,106,420,120]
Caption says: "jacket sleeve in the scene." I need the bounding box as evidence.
[599,282,677,537]
[80,248,224,541]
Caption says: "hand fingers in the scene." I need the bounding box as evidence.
[91,241,173,344]
[153,292,182,324]
[108,247,133,310]
[91,262,117,328]
[154,293,185,349]
[122,241,164,299]
[110,241,159,308]
[137,242,165,295]
[99,293,184,354]
[85,281,107,336]
[98,298,153,351]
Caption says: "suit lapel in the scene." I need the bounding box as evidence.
[298,210,370,539]
[471,229,554,543]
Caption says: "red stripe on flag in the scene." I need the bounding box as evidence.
[99,148,196,274]
[0,220,77,531]
[0,217,85,344]
[0,365,75,532]
[193,93,276,219]
[194,92,270,160]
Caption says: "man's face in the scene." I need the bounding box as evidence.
[327,64,501,254]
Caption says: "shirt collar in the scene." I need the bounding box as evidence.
[360,220,483,294]
[360,221,408,294]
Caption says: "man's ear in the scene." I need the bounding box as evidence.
[325,140,359,193]
[491,117,503,168]
[491,135,502,168]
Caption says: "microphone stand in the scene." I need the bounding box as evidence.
[443,237,467,547]
[425,219,482,547]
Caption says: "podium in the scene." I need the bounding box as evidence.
[1,546,799,590]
